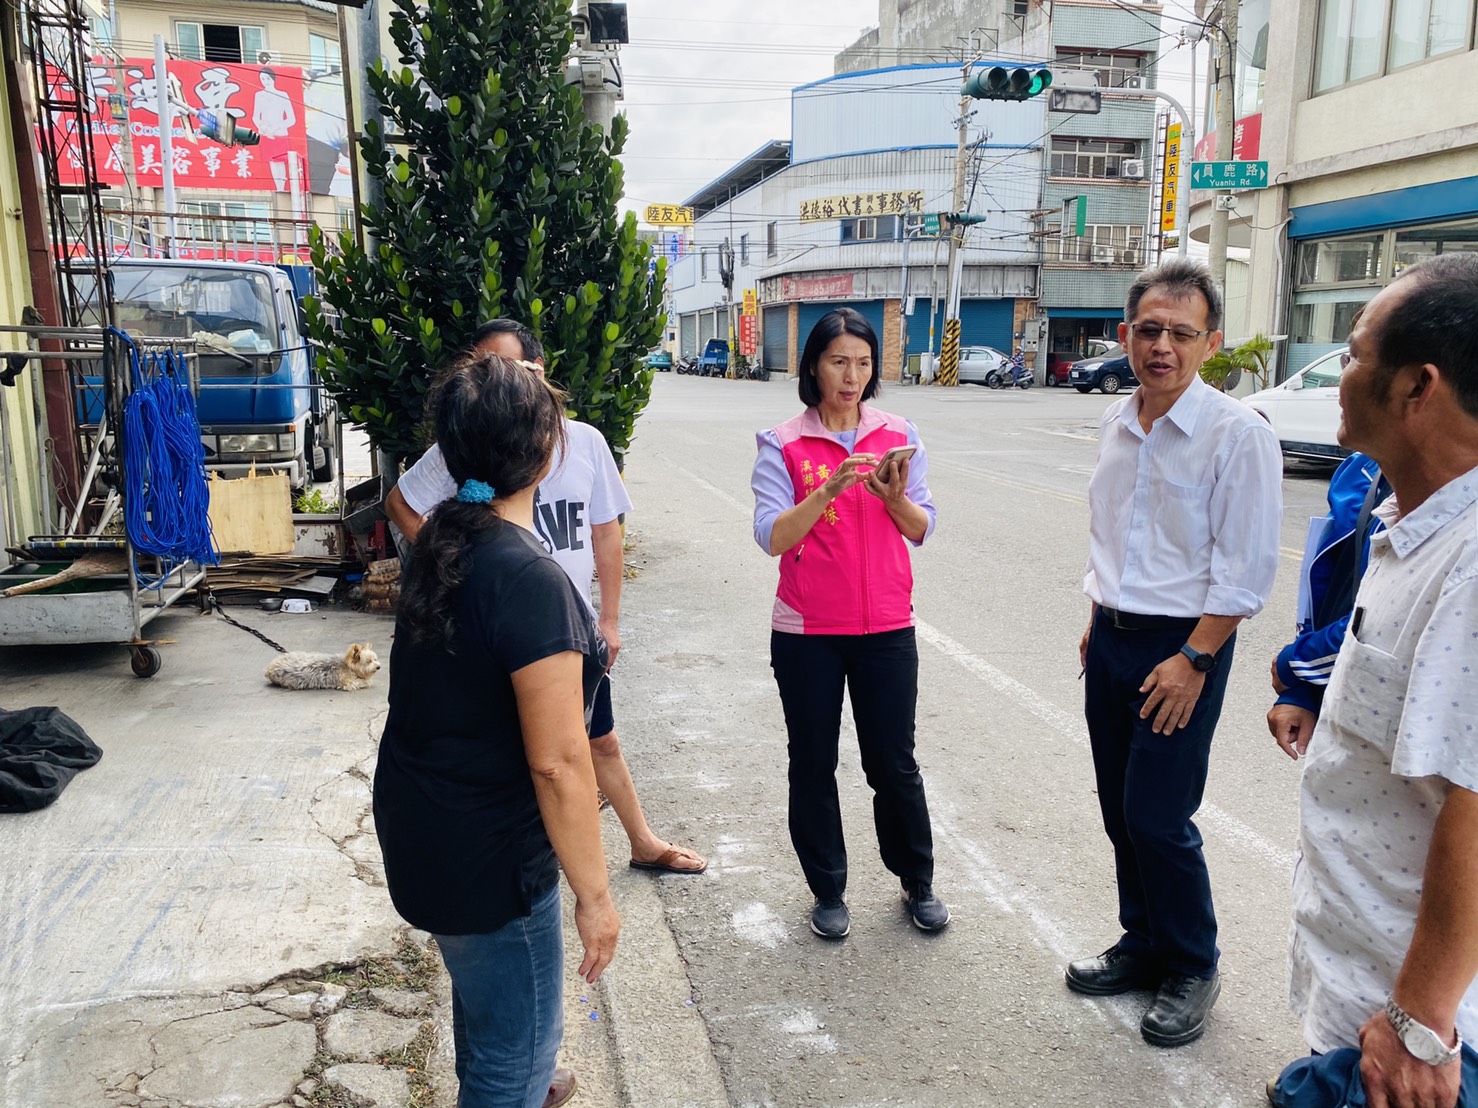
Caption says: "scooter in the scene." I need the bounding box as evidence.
[986,355,1034,390]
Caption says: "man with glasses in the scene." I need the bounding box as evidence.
[1269,253,1478,1108]
[1067,259,1283,1047]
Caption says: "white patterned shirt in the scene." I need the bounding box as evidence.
[1289,464,1478,1052]
[1083,375,1283,618]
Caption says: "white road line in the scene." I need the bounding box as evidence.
[915,618,1296,872]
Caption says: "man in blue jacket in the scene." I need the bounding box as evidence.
[1266,451,1388,760]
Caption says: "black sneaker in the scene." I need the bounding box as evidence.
[810,897,851,939]
[901,880,951,931]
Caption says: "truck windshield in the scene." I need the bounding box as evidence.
[75,265,283,377]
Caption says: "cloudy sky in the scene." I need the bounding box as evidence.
[614,1,1209,225]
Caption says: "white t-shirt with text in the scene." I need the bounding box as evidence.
[395,419,632,611]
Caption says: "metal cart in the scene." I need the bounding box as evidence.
[0,326,207,677]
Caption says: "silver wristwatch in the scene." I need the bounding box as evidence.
[1384,998,1462,1066]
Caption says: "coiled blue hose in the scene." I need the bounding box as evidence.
[117,333,219,575]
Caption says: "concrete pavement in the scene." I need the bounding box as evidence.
[0,595,723,1108]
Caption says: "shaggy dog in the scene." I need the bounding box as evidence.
[265,643,381,691]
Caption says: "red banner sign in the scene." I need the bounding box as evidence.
[739,314,758,356]
[780,274,856,301]
[46,58,324,194]
[1193,112,1262,164]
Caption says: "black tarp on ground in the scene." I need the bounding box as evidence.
[0,706,102,813]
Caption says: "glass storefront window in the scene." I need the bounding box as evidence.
[1296,235,1383,285]
[1394,219,1478,273]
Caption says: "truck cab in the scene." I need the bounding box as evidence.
[78,259,337,488]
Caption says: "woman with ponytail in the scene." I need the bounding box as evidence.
[373,353,618,1108]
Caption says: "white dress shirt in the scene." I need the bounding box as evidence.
[1289,465,1478,1052]
[1083,375,1283,619]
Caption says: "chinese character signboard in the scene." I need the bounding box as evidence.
[739,313,758,356]
[1160,122,1181,233]
[1192,112,1262,163]
[780,274,856,300]
[44,58,325,195]
[644,204,694,227]
[798,190,925,222]
[742,289,757,315]
[1189,160,1269,190]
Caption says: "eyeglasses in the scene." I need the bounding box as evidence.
[1129,323,1215,344]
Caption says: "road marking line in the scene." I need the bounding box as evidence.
[915,618,1296,872]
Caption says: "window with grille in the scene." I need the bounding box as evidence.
[1055,48,1145,90]
[766,221,778,257]
[740,233,750,264]
[1050,137,1140,179]
[1046,222,1146,265]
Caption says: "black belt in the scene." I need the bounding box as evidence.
[1096,605,1200,631]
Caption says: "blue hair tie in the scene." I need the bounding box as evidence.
[456,479,496,504]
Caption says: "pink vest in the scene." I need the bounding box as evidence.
[770,405,915,635]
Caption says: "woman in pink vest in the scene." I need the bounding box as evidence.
[750,307,949,941]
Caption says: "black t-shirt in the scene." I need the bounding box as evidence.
[373,523,606,935]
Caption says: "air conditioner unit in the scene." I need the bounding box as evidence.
[1091,244,1116,264]
[257,51,281,65]
[1119,247,1139,265]
[1123,75,1143,89]
[1121,158,1145,179]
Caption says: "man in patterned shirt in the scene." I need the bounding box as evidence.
[1272,252,1478,1108]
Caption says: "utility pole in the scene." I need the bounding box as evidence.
[153,34,175,256]
[938,59,971,387]
[570,1,626,136]
[1207,0,1238,297]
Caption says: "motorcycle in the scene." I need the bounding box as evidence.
[675,355,698,375]
[986,354,1034,390]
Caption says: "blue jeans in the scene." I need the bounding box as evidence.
[434,882,564,1108]
[1272,1044,1478,1106]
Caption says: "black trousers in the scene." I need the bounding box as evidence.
[771,627,935,901]
[1083,608,1235,979]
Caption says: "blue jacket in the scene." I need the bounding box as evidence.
[1274,453,1388,714]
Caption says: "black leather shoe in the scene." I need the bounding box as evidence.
[811,897,850,939]
[1064,944,1162,996]
[901,880,950,931]
[1141,971,1221,1046]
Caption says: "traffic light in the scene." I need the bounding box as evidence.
[948,213,989,226]
[196,108,260,147]
[962,65,1053,101]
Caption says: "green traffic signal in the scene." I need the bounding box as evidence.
[961,65,1053,101]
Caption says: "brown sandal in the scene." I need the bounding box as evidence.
[542,1067,577,1108]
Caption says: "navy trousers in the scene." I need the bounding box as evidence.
[771,627,935,901]
[1084,607,1235,979]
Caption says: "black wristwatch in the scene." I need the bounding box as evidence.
[1179,644,1215,672]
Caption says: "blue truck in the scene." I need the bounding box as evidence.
[78,258,338,488]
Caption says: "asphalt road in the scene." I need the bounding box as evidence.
[612,371,1336,1108]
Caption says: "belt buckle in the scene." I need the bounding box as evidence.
[1109,606,1127,630]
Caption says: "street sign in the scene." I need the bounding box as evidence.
[1160,123,1182,233]
[922,213,941,236]
[738,314,758,356]
[1189,160,1269,190]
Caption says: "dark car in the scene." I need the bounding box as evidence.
[1069,353,1136,395]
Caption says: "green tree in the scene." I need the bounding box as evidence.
[306,0,667,467]
[1199,332,1275,393]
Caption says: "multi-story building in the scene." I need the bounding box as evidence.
[1192,0,1478,379]
[66,0,351,259]
[839,0,1164,370]
[667,65,1045,380]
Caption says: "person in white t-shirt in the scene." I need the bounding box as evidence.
[386,320,707,884]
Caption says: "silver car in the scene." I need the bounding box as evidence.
[956,345,1011,386]
[1242,347,1348,462]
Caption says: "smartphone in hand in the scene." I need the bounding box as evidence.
[875,445,917,473]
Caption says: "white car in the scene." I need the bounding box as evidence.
[1242,347,1348,462]
[956,345,1011,385]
